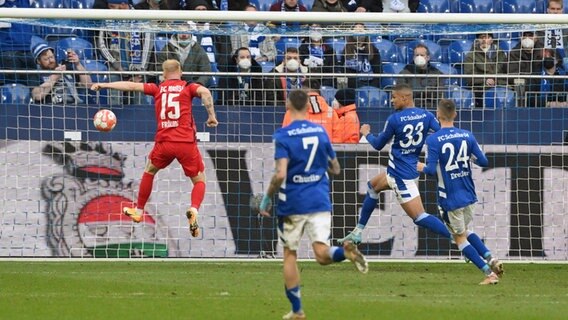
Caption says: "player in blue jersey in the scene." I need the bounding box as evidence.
[338,83,452,245]
[417,99,504,285]
[258,89,368,320]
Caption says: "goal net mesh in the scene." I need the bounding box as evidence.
[0,8,566,260]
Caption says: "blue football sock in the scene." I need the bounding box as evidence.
[285,285,302,313]
[414,213,452,239]
[459,242,491,275]
[329,246,346,262]
[358,188,379,228]
[467,231,492,260]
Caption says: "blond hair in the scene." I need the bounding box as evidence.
[162,59,182,78]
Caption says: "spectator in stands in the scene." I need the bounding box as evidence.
[537,0,567,58]
[29,38,92,104]
[398,43,443,108]
[264,47,308,105]
[384,0,408,12]
[282,79,341,143]
[155,33,212,86]
[333,88,360,143]
[463,32,508,108]
[96,0,154,104]
[185,1,233,78]
[0,0,36,86]
[352,0,383,12]
[133,0,170,9]
[267,0,308,30]
[219,47,264,106]
[311,0,348,12]
[527,48,568,107]
[338,23,382,89]
[508,31,544,107]
[298,25,336,86]
[230,4,277,63]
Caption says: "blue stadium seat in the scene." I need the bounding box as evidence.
[155,35,169,52]
[0,84,31,104]
[208,62,219,88]
[406,39,443,63]
[448,39,474,66]
[68,0,95,8]
[325,38,346,63]
[33,0,64,8]
[258,0,273,10]
[460,0,498,12]
[417,0,452,12]
[319,86,337,106]
[81,60,108,104]
[259,61,275,73]
[356,86,390,108]
[498,39,519,52]
[501,0,537,13]
[374,38,403,63]
[431,62,460,86]
[55,37,94,62]
[445,85,475,109]
[381,62,406,88]
[484,86,517,108]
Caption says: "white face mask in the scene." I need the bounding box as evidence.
[238,58,251,70]
[286,59,300,72]
[414,55,427,67]
[521,38,535,49]
[177,35,193,47]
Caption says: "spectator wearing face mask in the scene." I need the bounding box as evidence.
[264,47,308,105]
[298,26,335,87]
[526,48,568,107]
[338,23,382,89]
[219,47,265,106]
[398,44,443,108]
[507,31,544,107]
[155,33,212,86]
[332,88,360,143]
[463,32,508,108]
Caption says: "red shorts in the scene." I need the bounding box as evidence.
[149,141,205,177]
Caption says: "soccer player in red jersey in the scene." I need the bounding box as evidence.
[91,59,218,237]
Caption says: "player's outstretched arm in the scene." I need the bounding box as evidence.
[471,139,489,167]
[196,86,218,127]
[362,122,394,151]
[91,81,144,92]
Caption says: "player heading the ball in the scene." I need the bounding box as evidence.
[91,59,218,238]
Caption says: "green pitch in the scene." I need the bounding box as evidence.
[0,261,566,320]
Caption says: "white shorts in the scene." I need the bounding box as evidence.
[277,211,331,251]
[386,175,420,204]
[442,204,474,235]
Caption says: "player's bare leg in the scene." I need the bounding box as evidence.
[282,247,306,320]
[123,161,160,223]
[338,173,389,245]
[186,171,206,237]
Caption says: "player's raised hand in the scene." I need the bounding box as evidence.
[206,115,218,127]
[360,124,371,136]
[417,162,425,172]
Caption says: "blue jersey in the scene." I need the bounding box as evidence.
[423,127,489,211]
[273,120,336,216]
[366,107,440,179]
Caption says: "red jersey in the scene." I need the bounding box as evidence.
[144,80,201,143]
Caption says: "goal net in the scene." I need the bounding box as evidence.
[0,7,566,261]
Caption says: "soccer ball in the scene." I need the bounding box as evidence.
[93,109,117,132]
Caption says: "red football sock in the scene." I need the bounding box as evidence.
[136,172,155,210]
[191,181,206,210]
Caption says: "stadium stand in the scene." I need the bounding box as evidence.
[0,83,31,104]
[356,86,390,108]
[484,86,517,108]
